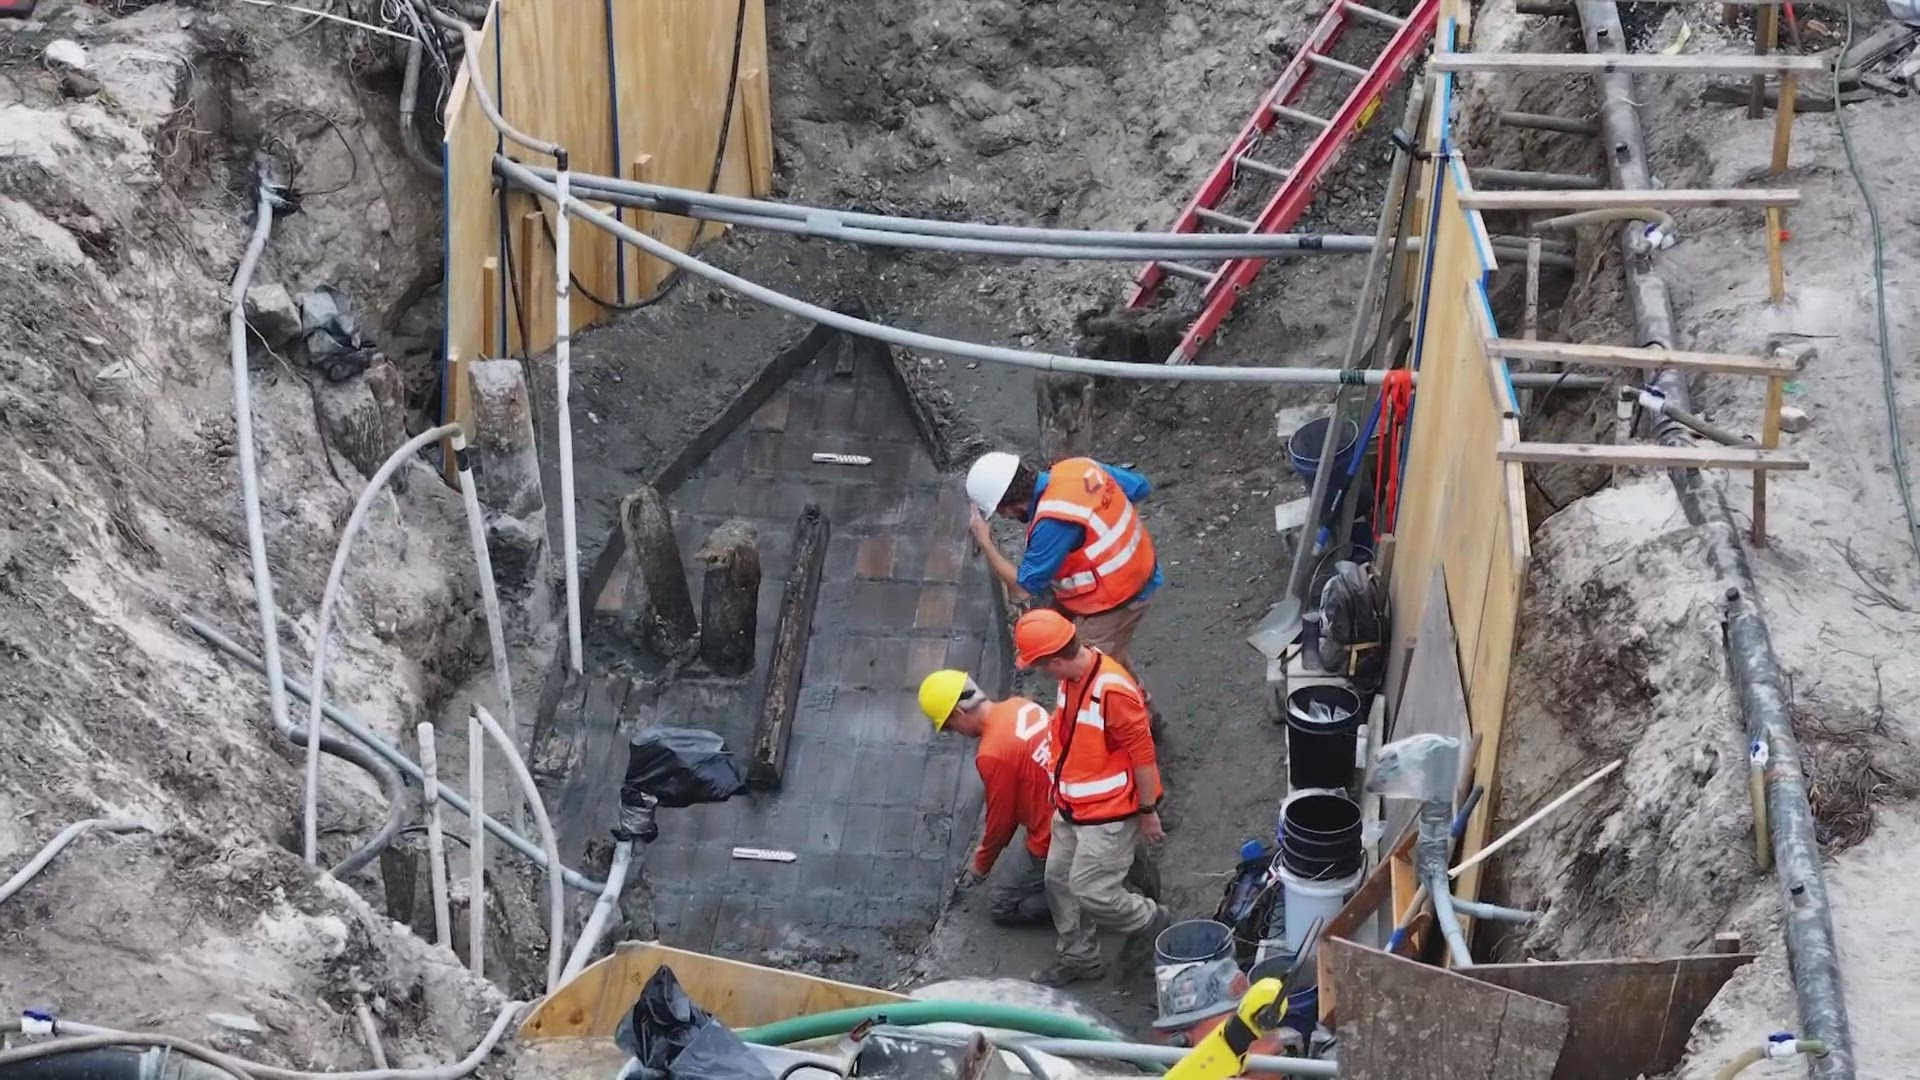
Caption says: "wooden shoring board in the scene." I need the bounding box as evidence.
[442,7,501,405]
[1460,188,1799,211]
[1497,441,1809,470]
[749,503,828,788]
[1484,338,1800,376]
[520,941,905,1040]
[1326,939,1568,1080]
[1431,52,1825,75]
[1464,954,1756,1080]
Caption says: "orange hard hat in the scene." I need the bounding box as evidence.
[1013,609,1076,668]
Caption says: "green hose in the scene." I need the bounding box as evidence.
[738,1001,1130,1048]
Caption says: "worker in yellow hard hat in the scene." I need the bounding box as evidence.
[918,670,1057,926]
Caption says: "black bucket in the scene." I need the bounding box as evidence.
[1279,792,1364,879]
[1285,683,1363,792]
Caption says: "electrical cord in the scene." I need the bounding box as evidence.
[1834,5,1920,573]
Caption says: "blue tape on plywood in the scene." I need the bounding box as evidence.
[604,0,628,303]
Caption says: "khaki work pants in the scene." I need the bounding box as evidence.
[1072,598,1150,669]
[1044,812,1156,966]
[988,846,1052,927]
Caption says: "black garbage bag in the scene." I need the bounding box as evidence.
[622,728,746,809]
[614,967,772,1080]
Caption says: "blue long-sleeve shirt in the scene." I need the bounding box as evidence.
[1017,461,1164,604]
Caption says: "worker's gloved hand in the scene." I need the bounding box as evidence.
[955,866,987,890]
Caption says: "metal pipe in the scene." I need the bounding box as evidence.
[303,424,461,866]
[0,820,151,905]
[1470,167,1605,190]
[300,728,408,879]
[229,167,296,803]
[450,430,522,832]
[561,840,634,981]
[178,613,607,893]
[1017,1039,1336,1078]
[500,155,1603,390]
[1574,8,1853,1072]
[472,703,562,993]
[467,709,486,978]
[1449,896,1542,923]
[1498,110,1599,136]
[417,722,453,949]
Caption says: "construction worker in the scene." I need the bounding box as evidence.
[1013,608,1174,987]
[917,670,1056,927]
[964,452,1164,732]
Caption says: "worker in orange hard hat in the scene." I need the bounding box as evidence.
[1012,609,1173,987]
[965,452,1165,735]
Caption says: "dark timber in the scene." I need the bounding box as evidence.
[619,484,700,659]
[750,504,828,789]
[696,520,761,675]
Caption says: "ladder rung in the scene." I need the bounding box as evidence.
[1271,104,1332,128]
[1305,51,1369,78]
[1194,207,1257,231]
[1159,261,1219,283]
[1343,1,1407,28]
[1235,156,1292,180]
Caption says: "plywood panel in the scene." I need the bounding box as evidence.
[1466,954,1756,1080]
[1328,938,1567,1080]
[443,7,503,418]
[520,941,906,1040]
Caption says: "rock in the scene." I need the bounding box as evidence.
[1778,405,1811,434]
[244,283,302,346]
[44,39,90,72]
[366,199,393,235]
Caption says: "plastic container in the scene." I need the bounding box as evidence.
[1285,416,1361,487]
[1278,863,1363,954]
[1285,683,1363,792]
[1279,791,1363,879]
[1152,919,1245,1028]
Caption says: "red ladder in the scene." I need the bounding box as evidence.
[1127,0,1440,365]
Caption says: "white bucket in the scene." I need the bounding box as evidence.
[1279,863,1363,952]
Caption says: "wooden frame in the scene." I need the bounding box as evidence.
[1483,338,1801,376]
[1459,188,1799,211]
[1430,52,1825,75]
[1496,442,1808,470]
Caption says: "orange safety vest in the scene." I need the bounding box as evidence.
[975,698,1056,861]
[1046,653,1152,825]
[1027,458,1157,617]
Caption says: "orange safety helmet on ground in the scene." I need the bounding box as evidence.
[1013,609,1076,668]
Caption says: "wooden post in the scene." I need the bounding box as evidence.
[619,485,700,659]
[517,208,548,353]
[1523,237,1542,342]
[1747,5,1779,119]
[628,154,658,296]
[741,69,774,198]
[1766,208,1786,304]
[696,520,761,675]
[442,349,469,486]
[751,504,828,789]
[1752,376,1784,546]
[481,256,500,358]
[1772,73,1799,175]
[1035,374,1096,461]
[1767,73,1795,305]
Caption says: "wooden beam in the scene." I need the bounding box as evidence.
[751,503,828,789]
[1497,442,1809,471]
[1484,338,1801,376]
[1753,376,1786,546]
[1460,188,1799,211]
[1430,52,1825,76]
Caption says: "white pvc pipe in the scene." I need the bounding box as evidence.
[449,430,523,835]
[302,424,460,866]
[417,722,453,949]
[230,175,297,802]
[561,839,633,981]
[468,710,486,979]
[554,163,582,677]
[0,819,151,905]
[472,703,564,993]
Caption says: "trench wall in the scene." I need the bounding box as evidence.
[440,0,775,435]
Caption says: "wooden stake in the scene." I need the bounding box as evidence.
[628,153,658,295]
[441,349,468,486]
[1752,376,1785,546]
[741,68,774,198]
[1766,207,1786,304]
[1748,4,1779,119]
[620,484,700,659]
[517,209,547,352]
[696,520,761,675]
[1523,237,1542,342]
[480,256,500,359]
[1771,72,1798,174]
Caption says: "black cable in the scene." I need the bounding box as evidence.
[266,107,360,197]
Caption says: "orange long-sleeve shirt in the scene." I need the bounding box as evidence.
[971,697,1056,875]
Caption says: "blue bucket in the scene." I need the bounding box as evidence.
[1248,954,1321,1033]
[1286,416,1361,486]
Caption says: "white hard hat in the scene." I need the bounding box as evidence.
[965,452,1022,515]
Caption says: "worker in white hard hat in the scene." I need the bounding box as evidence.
[964,451,1166,733]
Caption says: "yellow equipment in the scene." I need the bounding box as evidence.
[1164,977,1287,1080]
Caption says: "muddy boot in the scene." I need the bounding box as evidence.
[1120,903,1175,967]
[1031,957,1106,987]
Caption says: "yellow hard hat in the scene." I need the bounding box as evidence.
[918,669,971,730]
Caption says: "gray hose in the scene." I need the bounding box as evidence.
[1428,871,1475,966]
[1533,206,1675,234]
[561,839,634,981]
[984,1039,1054,1080]
[294,727,409,878]
[395,4,443,176]
[1448,896,1542,924]
[178,613,606,893]
[462,43,558,157]
[500,155,1600,390]
[0,820,152,905]
[1016,1039,1336,1078]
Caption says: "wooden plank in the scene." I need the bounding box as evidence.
[1753,376,1785,546]
[1767,206,1786,303]
[1317,827,1418,1023]
[1497,441,1808,470]
[740,68,774,198]
[520,941,906,1040]
[1465,954,1756,1080]
[627,153,660,296]
[442,6,501,461]
[1430,51,1825,75]
[1484,338,1800,376]
[750,504,828,789]
[1460,187,1799,211]
[1328,939,1567,1080]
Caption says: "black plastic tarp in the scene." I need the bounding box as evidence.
[622,727,747,809]
[614,966,771,1080]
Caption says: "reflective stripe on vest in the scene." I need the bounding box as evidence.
[1028,460,1156,615]
[1048,655,1148,823]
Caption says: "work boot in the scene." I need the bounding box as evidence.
[1121,903,1176,967]
[1030,958,1106,987]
